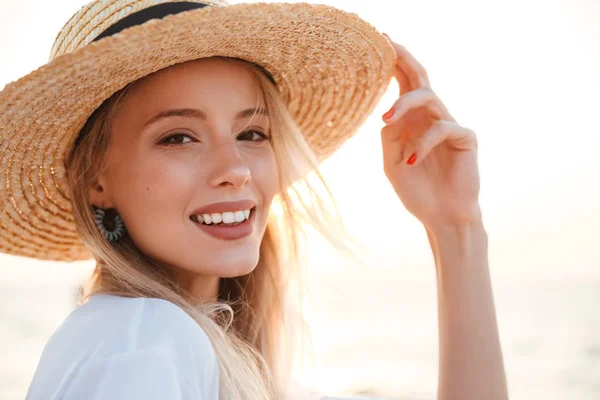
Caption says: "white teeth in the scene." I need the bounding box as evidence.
[193,208,253,225]
[211,213,222,224]
[222,212,235,223]
[234,211,245,222]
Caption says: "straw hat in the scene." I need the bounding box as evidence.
[0,0,395,262]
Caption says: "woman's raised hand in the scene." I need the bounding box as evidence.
[380,34,481,231]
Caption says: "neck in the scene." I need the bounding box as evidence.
[186,274,221,302]
[158,261,221,302]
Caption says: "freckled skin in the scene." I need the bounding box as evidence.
[89,58,279,300]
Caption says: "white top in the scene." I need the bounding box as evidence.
[25,294,220,400]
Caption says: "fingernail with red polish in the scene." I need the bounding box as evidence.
[407,153,417,165]
[382,108,394,120]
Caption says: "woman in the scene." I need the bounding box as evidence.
[0,0,508,399]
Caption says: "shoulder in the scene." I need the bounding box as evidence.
[26,294,219,400]
[47,293,214,357]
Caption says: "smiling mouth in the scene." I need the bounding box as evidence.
[189,207,255,226]
[189,206,256,241]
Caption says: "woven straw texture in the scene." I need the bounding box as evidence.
[0,0,395,261]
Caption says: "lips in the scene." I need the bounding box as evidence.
[190,200,257,241]
[190,199,256,216]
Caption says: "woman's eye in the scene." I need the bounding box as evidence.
[237,130,269,142]
[159,133,194,145]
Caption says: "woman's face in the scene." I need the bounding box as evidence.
[90,58,278,299]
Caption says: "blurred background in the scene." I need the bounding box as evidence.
[1,0,599,399]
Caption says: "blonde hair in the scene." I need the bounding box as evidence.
[65,57,352,399]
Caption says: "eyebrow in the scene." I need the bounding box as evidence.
[143,107,268,127]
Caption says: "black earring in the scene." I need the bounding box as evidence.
[93,206,126,242]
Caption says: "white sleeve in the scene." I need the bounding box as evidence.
[63,346,217,400]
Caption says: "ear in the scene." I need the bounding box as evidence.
[88,175,114,209]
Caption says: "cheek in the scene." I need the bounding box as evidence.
[250,148,279,202]
[106,150,204,266]
[109,151,198,224]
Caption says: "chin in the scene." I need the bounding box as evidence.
[207,249,260,278]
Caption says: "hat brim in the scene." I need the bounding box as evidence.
[0,2,395,261]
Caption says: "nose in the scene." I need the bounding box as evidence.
[206,139,251,188]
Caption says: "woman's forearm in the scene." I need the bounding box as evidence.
[426,222,508,400]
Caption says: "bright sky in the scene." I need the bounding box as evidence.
[0,0,598,283]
